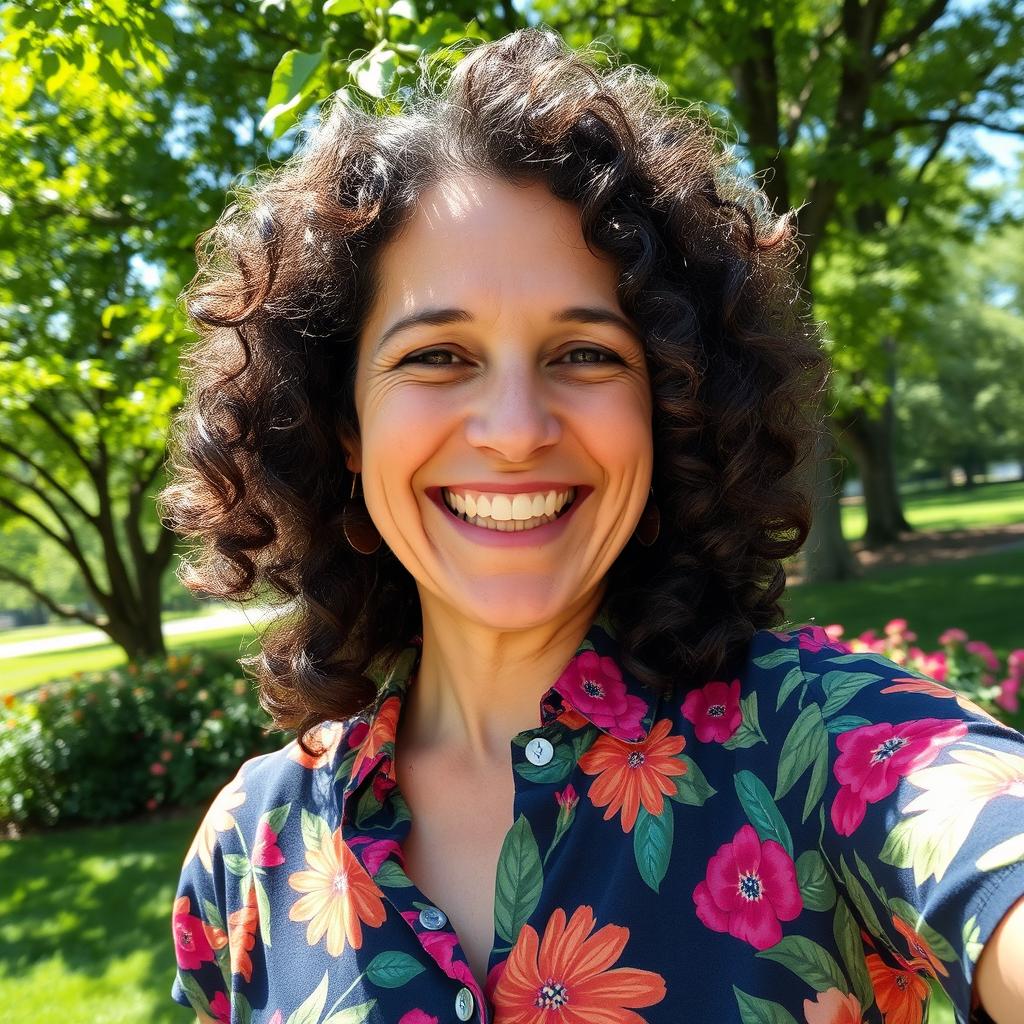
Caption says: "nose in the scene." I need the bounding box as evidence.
[463,357,562,461]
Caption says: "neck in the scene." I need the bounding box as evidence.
[399,585,606,766]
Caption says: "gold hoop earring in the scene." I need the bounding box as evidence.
[633,486,660,547]
[342,471,382,555]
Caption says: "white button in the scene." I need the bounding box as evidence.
[455,986,475,1020]
[418,906,447,930]
[525,737,554,766]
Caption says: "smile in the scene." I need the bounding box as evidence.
[441,486,577,532]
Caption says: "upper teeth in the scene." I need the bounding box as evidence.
[442,488,575,521]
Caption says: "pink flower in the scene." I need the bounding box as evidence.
[918,651,948,683]
[399,1013,439,1024]
[209,991,231,1023]
[824,624,845,641]
[966,641,1000,673]
[885,618,908,636]
[1009,651,1024,678]
[830,719,968,835]
[996,678,1020,715]
[682,679,743,743]
[362,838,403,876]
[251,821,285,868]
[146,798,159,811]
[554,650,647,740]
[798,625,850,655]
[555,784,579,810]
[347,720,369,748]
[150,762,167,776]
[172,897,215,970]
[693,824,802,949]
[939,628,968,646]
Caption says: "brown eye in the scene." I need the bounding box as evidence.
[562,347,618,364]
[400,349,464,366]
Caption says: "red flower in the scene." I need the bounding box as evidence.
[554,650,647,740]
[682,679,743,743]
[830,718,967,835]
[172,896,215,970]
[798,625,850,654]
[398,1013,439,1024]
[692,824,802,950]
[209,991,232,1023]
[251,820,285,868]
[867,952,930,1024]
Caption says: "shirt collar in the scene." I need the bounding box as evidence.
[341,601,661,799]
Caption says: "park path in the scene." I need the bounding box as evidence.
[0,605,264,660]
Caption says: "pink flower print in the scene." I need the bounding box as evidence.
[798,625,850,655]
[692,823,802,950]
[830,718,968,836]
[555,784,579,811]
[682,679,742,743]
[209,991,231,1023]
[362,838,403,876]
[399,1013,440,1024]
[251,820,285,868]
[347,719,369,748]
[268,1013,283,1024]
[555,650,647,740]
[172,896,215,970]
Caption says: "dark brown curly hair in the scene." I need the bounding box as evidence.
[159,27,830,755]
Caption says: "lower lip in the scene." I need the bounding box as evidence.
[429,488,590,547]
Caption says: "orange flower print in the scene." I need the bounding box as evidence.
[349,696,401,784]
[803,988,863,1024]
[229,884,260,983]
[288,721,345,770]
[288,826,387,956]
[892,915,948,979]
[578,718,687,832]
[867,953,930,1024]
[492,904,666,1024]
[186,772,247,872]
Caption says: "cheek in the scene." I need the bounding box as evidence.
[361,388,455,466]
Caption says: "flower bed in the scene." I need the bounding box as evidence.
[0,653,284,830]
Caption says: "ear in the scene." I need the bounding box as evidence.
[338,425,362,474]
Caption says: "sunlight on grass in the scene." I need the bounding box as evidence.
[0,811,202,1024]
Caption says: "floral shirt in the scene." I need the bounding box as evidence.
[170,608,1024,1024]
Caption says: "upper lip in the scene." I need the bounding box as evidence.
[438,482,580,494]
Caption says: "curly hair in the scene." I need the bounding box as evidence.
[159,27,830,755]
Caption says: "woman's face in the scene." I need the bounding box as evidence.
[349,169,653,630]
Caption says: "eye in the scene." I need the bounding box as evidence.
[399,349,465,366]
[560,346,619,365]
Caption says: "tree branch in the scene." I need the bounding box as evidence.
[26,402,98,480]
[0,440,96,524]
[0,566,103,630]
[899,112,958,226]
[784,16,843,147]
[876,0,950,79]
[865,113,1024,142]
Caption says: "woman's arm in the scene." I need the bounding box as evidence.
[974,893,1024,1023]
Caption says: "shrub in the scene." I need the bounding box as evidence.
[0,653,285,830]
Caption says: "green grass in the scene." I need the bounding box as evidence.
[0,808,203,1024]
[0,607,218,647]
[0,625,262,696]
[841,479,1024,540]
[784,546,1024,658]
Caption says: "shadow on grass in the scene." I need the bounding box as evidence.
[0,806,205,1022]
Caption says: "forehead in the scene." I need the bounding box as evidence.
[362,170,623,337]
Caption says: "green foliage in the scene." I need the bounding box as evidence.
[0,651,284,829]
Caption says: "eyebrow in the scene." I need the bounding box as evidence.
[374,305,641,352]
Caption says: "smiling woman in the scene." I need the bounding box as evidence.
[159,26,1024,1024]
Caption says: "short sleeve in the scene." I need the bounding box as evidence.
[170,769,245,1021]
[792,627,1024,1024]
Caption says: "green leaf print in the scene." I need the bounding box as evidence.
[888,898,957,963]
[838,855,888,948]
[335,746,358,785]
[723,692,768,750]
[775,665,804,711]
[795,850,836,911]
[571,727,600,761]
[820,671,883,718]
[634,802,674,892]
[176,971,213,1017]
[753,647,800,672]
[976,831,1024,872]
[365,950,426,987]
[263,802,292,836]
[374,860,414,887]
[287,971,330,1024]
[734,770,794,857]
[355,781,384,827]
[963,915,983,964]
[826,715,872,735]
[879,813,949,887]
[774,703,827,802]
[224,852,252,878]
[833,897,874,1012]
[514,742,574,783]
[672,753,716,806]
[494,813,544,944]
[733,985,799,1024]
[254,873,272,947]
[203,897,227,933]
[323,1000,377,1024]
[300,808,329,852]
[755,934,848,992]
[803,746,828,823]
[236,992,254,1024]
[853,851,890,910]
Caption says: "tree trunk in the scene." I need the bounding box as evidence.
[802,424,861,584]
[837,395,913,548]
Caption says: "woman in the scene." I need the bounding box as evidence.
[163,28,1024,1024]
